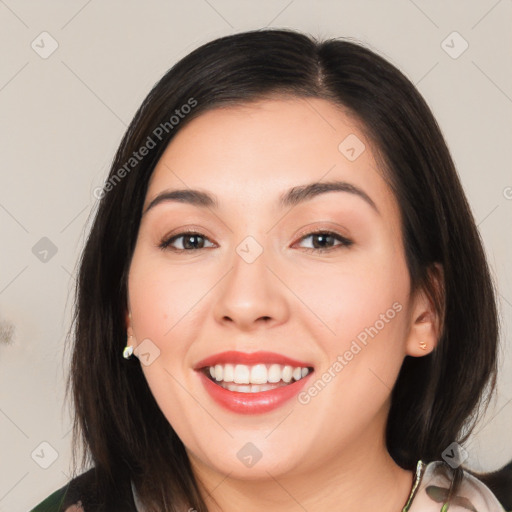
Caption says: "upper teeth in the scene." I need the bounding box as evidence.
[208,364,310,384]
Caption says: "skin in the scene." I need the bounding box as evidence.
[126,97,440,512]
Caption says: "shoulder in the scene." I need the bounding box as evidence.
[407,460,509,512]
[29,468,99,512]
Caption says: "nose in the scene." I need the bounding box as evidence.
[212,243,290,332]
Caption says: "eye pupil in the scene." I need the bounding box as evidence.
[183,234,204,249]
[312,233,335,249]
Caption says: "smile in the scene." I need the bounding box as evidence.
[194,351,315,414]
[204,363,312,392]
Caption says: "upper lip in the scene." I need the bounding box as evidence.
[194,350,314,369]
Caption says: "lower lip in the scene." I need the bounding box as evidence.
[197,371,314,414]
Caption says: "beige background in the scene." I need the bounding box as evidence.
[0,1,511,510]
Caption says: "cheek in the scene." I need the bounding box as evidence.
[291,249,410,346]
[292,264,409,420]
[128,248,210,343]
[127,251,209,433]
[127,255,194,400]
[291,249,411,420]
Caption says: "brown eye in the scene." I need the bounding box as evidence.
[296,231,353,253]
[158,230,352,254]
[159,232,215,251]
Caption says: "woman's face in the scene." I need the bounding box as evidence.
[127,97,428,480]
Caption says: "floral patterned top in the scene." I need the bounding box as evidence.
[30,460,509,512]
[402,460,507,512]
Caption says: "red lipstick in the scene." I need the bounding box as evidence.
[197,371,313,414]
[194,350,314,414]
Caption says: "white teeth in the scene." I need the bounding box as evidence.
[268,364,282,383]
[221,382,288,393]
[234,364,250,384]
[250,364,268,384]
[205,363,311,385]
[223,363,234,382]
[282,365,293,383]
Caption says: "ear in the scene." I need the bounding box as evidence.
[405,263,444,357]
[125,309,133,336]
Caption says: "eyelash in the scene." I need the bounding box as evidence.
[158,229,353,254]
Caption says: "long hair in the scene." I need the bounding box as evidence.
[66,28,499,511]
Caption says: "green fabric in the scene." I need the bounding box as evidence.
[29,484,68,512]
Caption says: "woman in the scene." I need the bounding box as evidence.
[30,28,510,511]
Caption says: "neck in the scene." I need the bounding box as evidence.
[188,426,414,512]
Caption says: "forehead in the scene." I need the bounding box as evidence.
[144,97,397,217]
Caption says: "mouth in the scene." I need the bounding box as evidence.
[200,363,314,393]
[194,351,315,414]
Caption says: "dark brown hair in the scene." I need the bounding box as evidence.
[66,28,499,511]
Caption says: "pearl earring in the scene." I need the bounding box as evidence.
[123,335,134,359]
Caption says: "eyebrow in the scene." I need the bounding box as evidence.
[142,180,379,215]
